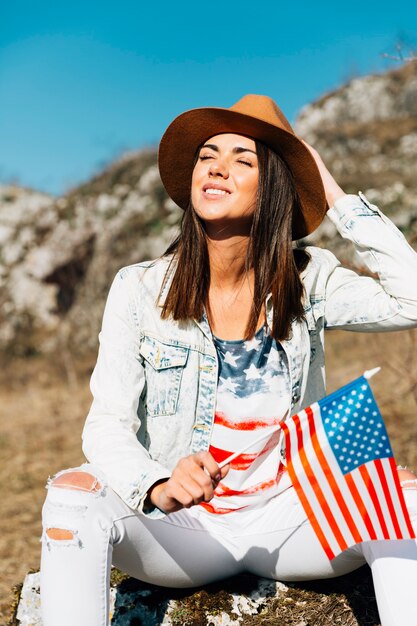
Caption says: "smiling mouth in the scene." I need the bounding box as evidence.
[203,188,231,196]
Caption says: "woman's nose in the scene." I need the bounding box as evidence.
[208,159,229,178]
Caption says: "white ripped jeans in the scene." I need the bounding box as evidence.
[40,463,417,626]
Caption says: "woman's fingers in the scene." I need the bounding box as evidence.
[173,452,220,503]
[148,452,225,513]
[300,138,346,208]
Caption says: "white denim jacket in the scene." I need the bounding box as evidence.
[82,193,417,517]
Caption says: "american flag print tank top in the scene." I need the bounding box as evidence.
[200,325,291,514]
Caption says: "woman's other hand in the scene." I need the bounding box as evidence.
[147,452,230,514]
[301,139,346,209]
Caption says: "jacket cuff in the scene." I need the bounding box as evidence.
[327,192,379,224]
[126,467,171,519]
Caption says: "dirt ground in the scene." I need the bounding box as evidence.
[1,328,416,624]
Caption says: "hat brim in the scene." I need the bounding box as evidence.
[158,107,328,239]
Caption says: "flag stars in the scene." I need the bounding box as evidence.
[243,363,261,380]
[219,377,238,393]
[224,351,240,367]
[244,336,261,352]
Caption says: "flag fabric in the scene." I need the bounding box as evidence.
[280,375,415,560]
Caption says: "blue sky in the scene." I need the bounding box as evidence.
[1,1,417,195]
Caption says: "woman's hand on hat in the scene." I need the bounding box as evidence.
[146,452,230,514]
[301,139,346,209]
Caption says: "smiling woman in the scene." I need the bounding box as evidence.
[40,94,417,626]
[191,134,259,224]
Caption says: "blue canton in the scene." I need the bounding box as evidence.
[319,377,393,475]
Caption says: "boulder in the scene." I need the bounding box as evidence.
[10,566,380,625]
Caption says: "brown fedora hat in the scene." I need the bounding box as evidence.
[158,94,328,239]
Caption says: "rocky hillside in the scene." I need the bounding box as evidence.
[296,59,417,254]
[1,60,416,358]
[0,152,181,357]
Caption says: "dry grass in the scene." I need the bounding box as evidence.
[1,328,416,624]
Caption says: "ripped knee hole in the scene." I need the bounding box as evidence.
[46,528,74,540]
[397,468,417,490]
[51,471,102,493]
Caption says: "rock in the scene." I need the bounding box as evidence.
[10,567,380,625]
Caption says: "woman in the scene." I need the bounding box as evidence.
[41,95,417,626]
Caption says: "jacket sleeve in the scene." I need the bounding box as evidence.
[82,269,171,517]
[320,193,417,331]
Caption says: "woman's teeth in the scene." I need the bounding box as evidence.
[205,189,228,195]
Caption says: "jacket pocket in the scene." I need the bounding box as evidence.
[139,335,189,417]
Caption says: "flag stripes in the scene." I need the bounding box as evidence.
[280,377,415,559]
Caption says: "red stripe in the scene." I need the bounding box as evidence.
[306,407,363,544]
[374,458,403,539]
[344,473,377,540]
[214,411,281,431]
[199,501,246,515]
[281,419,335,560]
[215,478,277,497]
[389,457,416,538]
[209,431,280,470]
[293,413,348,552]
[359,464,390,539]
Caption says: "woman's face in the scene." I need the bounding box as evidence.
[191,133,259,231]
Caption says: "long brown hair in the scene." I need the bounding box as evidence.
[160,139,309,341]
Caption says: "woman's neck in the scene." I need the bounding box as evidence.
[207,234,250,289]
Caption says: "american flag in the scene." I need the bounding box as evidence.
[280,375,415,559]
